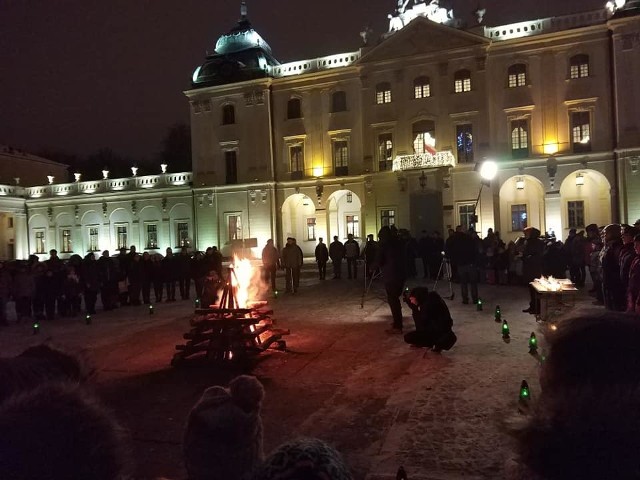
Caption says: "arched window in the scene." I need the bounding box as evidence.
[454,69,471,93]
[412,120,436,155]
[222,104,235,125]
[375,82,392,104]
[287,98,302,119]
[507,64,527,88]
[511,119,529,159]
[331,91,347,112]
[413,76,431,99]
[569,54,589,79]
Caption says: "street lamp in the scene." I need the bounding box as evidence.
[472,160,498,227]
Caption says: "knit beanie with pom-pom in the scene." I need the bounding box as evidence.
[183,375,265,480]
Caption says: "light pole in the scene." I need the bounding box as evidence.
[472,160,497,231]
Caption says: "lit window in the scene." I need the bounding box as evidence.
[454,70,471,93]
[456,124,473,163]
[458,204,475,232]
[568,201,585,229]
[88,227,99,252]
[116,225,128,250]
[381,209,395,227]
[177,222,189,247]
[228,215,242,241]
[571,111,591,153]
[413,120,436,155]
[146,224,158,249]
[570,54,589,79]
[61,229,72,253]
[511,204,528,231]
[287,98,302,119]
[376,82,392,104]
[413,77,431,99]
[222,104,235,125]
[507,64,527,87]
[511,119,529,159]
[346,215,360,238]
[307,218,316,241]
[35,230,46,254]
[378,133,393,171]
[331,91,347,112]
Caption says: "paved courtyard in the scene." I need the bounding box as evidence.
[0,266,595,479]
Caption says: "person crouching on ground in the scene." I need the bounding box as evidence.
[402,286,456,352]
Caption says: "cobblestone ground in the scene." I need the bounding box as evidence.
[0,266,591,480]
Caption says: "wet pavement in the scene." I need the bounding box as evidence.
[0,266,596,479]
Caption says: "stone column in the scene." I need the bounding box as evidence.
[14,213,28,260]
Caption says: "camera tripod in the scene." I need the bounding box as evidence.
[433,254,455,300]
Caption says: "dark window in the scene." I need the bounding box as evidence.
[334,140,349,176]
[116,225,127,250]
[331,91,347,112]
[508,64,527,87]
[287,98,302,119]
[377,133,393,171]
[414,76,431,98]
[511,204,528,231]
[511,119,530,159]
[571,111,591,153]
[222,104,235,125]
[225,150,238,184]
[456,124,474,163]
[568,201,585,229]
[454,69,471,93]
[376,82,392,104]
[570,54,589,79]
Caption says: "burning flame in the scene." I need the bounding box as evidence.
[231,255,254,308]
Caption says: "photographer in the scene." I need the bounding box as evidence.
[403,286,456,352]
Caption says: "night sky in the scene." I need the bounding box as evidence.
[0,0,604,160]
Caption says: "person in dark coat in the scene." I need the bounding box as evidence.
[314,237,329,280]
[626,234,640,314]
[261,240,280,291]
[601,224,625,311]
[140,252,153,304]
[81,253,100,315]
[522,227,545,314]
[402,286,456,351]
[429,231,445,280]
[281,238,303,294]
[376,226,406,333]
[620,226,638,296]
[418,230,433,279]
[191,252,207,301]
[0,262,11,326]
[116,247,130,306]
[97,250,119,311]
[177,247,192,300]
[32,263,47,321]
[329,236,345,279]
[150,254,164,303]
[45,249,65,317]
[12,262,34,322]
[127,253,143,306]
[162,247,177,302]
[63,265,82,317]
[449,226,479,305]
[362,234,379,279]
[344,234,360,280]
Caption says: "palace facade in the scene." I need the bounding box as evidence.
[1,1,640,260]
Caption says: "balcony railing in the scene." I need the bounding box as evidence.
[19,172,193,199]
[392,151,456,172]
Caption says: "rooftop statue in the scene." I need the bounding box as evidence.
[387,0,454,33]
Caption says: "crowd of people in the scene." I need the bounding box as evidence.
[0,245,228,326]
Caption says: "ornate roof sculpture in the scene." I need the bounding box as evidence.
[191,2,280,88]
[386,0,456,34]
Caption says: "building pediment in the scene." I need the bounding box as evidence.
[360,17,489,64]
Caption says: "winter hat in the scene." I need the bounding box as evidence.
[184,375,265,480]
[0,383,130,480]
[252,437,353,480]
